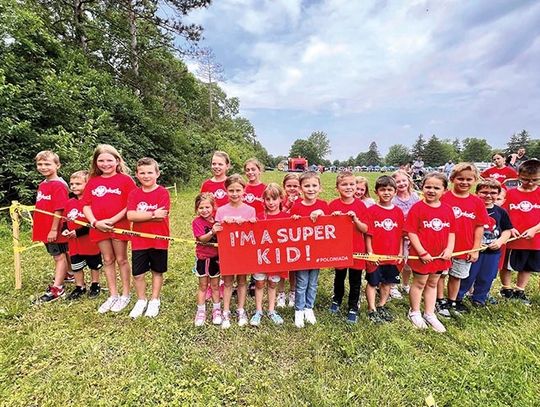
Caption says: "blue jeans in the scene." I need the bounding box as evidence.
[295,269,320,311]
[457,252,501,304]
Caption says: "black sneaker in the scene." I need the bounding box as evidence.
[377,306,394,322]
[436,299,451,318]
[67,286,86,300]
[512,290,531,306]
[453,300,469,314]
[88,283,101,299]
[500,288,514,299]
[368,310,384,324]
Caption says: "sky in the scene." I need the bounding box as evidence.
[181,0,540,161]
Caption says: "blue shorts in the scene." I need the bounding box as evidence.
[366,265,400,287]
[509,249,540,272]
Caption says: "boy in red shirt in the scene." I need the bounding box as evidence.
[438,163,489,316]
[328,171,368,324]
[365,176,404,324]
[33,151,70,303]
[127,158,170,318]
[63,171,103,300]
[500,159,540,304]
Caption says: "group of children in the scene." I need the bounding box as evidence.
[32,146,540,333]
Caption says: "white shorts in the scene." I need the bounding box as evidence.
[253,273,280,283]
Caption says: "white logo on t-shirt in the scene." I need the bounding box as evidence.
[136,201,158,212]
[452,206,476,219]
[374,218,398,231]
[67,208,83,220]
[423,218,450,231]
[37,191,51,201]
[509,201,540,212]
[214,189,226,199]
[92,186,121,197]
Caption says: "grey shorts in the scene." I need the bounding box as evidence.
[448,258,471,279]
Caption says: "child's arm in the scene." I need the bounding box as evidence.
[488,230,511,250]
[440,233,455,261]
[127,207,168,223]
[349,211,368,233]
[83,205,113,233]
[196,223,222,243]
[47,210,63,242]
[309,209,325,222]
[468,225,484,262]
[408,232,433,263]
[521,221,540,240]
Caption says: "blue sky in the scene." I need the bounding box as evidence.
[183,0,540,160]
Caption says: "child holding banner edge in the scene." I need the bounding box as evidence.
[290,171,330,328]
[215,174,256,329]
[329,171,368,324]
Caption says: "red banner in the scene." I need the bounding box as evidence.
[218,215,354,276]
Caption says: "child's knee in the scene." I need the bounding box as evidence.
[255,280,265,289]
[116,257,129,267]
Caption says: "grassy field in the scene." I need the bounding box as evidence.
[1,171,539,406]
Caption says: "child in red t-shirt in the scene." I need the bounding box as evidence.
[126,158,170,318]
[33,150,70,303]
[328,171,368,324]
[405,173,455,333]
[250,183,289,327]
[243,158,266,218]
[500,159,540,304]
[82,144,136,314]
[290,171,329,328]
[277,173,301,307]
[200,151,231,208]
[62,170,102,301]
[364,176,404,324]
[438,163,489,316]
[192,193,222,327]
[481,152,518,186]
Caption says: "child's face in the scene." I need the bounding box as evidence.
[197,199,214,219]
[492,155,505,167]
[226,182,245,203]
[476,187,499,206]
[452,170,476,195]
[376,186,396,204]
[355,182,366,199]
[96,153,118,176]
[244,163,261,183]
[36,158,60,179]
[300,177,321,201]
[264,195,281,213]
[495,189,506,206]
[69,177,86,196]
[337,176,356,200]
[284,178,300,197]
[422,177,445,204]
[136,165,159,188]
[394,174,410,193]
[519,172,540,191]
[211,155,229,178]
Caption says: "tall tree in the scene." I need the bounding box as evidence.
[411,134,425,159]
[462,138,492,162]
[196,47,224,120]
[505,129,532,156]
[423,135,448,167]
[385,144,411,166]
[364,141,382,166]
[307,131,331,161]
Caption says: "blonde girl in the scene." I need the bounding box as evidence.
[355,176,376,207]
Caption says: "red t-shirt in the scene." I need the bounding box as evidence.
[192,216,218,259]
[81,173,136,242]
[64,198,100,255]
[365,204,404,267]
[200,179,228,207]
[264,211,291,220]
[441,191,490,259]
[481,166,518,186]
[282,194,299,213]
[243,183,266,218]
[290,199,329,217]
[127,186,170,250]
[503,188,540,250]
[32,178,69,243]
[404,201,456,274]
[329,198,368,269]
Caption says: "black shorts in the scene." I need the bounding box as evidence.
[45,243,68,256]
[132,249,168,276]
[70,254,103,272]
[195,257,220,278]
[509,249,540,272]
[366,265,400,287]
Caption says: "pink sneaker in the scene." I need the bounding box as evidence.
[212,308,223,325]
[194,309,206,327]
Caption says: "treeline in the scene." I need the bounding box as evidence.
[0,0,269,203]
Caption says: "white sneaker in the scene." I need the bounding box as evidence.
[390,286,403,299]
[221,311,231,329]
[98,295,118,314]
[276,292,286,308]
[212,308,223,325]
[237,309,248,327]
[194,309,206,326]
[423,312,447,333]
[129,299,148,319]
[408,309,427,329]
[111,295,131,312]
[288,292,295,307]
[145,299,161,318]
[294,310,305,328]
[304,308,317,325]
[401,285,410,294]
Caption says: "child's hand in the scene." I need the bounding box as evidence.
[309,209,324,222]
[331,211,342,216]
[420,252,434,263]
[292,215,301,220]
[488,240,502,250]
[439,248,452,261]
[346,210,357,219]
[47,230,58,242]
[521,227,538,240]
[95,219,113,232]
[153,207,168,219]
[467,251,479,263]
[249,217,257,223]
[62,229,76,239]
[510,228,521,238]
[213,223,223,233]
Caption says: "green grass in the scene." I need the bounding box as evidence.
[1,172,540,406]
